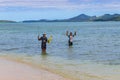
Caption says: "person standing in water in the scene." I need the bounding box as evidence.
[66,31,76,46]
[38,33,48,53]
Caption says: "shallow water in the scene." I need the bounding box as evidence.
[0,22,120,80]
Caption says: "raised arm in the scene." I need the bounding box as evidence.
[38,35,41,41]
[74,31,76,36]
[66,31,69,36]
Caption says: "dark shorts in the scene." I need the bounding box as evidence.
[68,41,73,46]
[41,44,46,49]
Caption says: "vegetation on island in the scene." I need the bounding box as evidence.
[23,14,120,22]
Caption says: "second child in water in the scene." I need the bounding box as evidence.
[66,31,76,46]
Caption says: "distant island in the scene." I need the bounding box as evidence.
[23,14,120,22]
[1,14,120,23]
[0,20,16,23]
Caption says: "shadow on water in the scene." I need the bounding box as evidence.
[40,51,49,60]
[39,51,56,63]
[66,46,76,60]
[69,46,73,48]
[41,51,48,55]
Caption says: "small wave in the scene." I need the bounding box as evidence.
[74,40,81,42]
[108,62,120,65]
[23,46,31,49]
[2,48,19,51]
[0,43,7,45]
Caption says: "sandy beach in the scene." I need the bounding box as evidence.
[0,56,120,80]
[0,58,70,80]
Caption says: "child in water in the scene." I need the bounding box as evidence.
[66,31,76,46]
[38,33,48,53]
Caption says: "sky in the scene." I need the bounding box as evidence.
[0,0,120,21]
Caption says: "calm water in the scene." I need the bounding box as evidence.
[0,22,120,80]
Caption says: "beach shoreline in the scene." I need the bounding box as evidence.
[0,57,71,80]
[0,54,120,80]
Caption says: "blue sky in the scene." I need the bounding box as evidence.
[0,0,120,21]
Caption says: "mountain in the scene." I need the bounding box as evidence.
[22,14,120,22]
[0,20,16,23]
[93,14,120,21]
[66,14,91,22]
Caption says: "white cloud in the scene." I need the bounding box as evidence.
[0,0,120,11]
[0,0,69,7]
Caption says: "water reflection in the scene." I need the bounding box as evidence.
[41,51,48,55]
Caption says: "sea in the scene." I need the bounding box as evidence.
[0,22,120,80]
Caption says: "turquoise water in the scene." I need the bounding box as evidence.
[0,22,120,80]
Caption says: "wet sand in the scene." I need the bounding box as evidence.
[0,58,70,80]
[0,56,120,80]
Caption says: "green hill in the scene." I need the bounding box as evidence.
[0,20,16,23]
[23,14,120,22]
